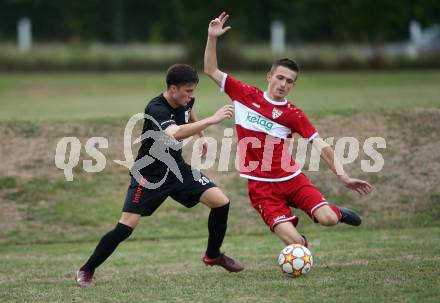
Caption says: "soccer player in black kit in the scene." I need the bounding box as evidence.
[76,64,243,287]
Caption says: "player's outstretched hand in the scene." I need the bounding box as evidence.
[340,175,372,195]
[209,105,234,124]
[208,12,231,37]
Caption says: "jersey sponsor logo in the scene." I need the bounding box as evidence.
[246,112,274,131]
[272,108,283,119]
[234,101,291,138]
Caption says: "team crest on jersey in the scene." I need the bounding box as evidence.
[272,108,283,119]
[185,110,191,123]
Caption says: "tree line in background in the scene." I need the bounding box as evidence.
[1,0,439,45]
[1,0,439,70]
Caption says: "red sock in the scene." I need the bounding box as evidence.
[302,236,308,248]
[329,204,342,221]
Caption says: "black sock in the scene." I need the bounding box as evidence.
[206,202,230,258]
[80,222,133,273]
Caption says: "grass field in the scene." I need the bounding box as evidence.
[0,71,439,302]
[1,228,439,303]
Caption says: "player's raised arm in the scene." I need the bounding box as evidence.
[204,12,231,86]
[312,137,372,195]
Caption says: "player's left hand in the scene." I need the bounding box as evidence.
[340,175,372,195]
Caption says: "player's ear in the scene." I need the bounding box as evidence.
[294,72,299,84]
[168,84,177,94]
[266,71,272,82]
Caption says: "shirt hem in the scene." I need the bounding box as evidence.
[240,169,301,182]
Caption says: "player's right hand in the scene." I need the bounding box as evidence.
[208,12,231,37]
[210,105,234,124]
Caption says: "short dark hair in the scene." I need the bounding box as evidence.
[166,64,199,87]
[270,58,300,74]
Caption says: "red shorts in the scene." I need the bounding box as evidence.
[247,173,328,231]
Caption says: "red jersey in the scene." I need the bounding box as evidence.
[221,73,318,182]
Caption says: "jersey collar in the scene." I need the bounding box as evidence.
[264,91,287,106]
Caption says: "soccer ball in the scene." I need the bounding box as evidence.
[278,244,313,277]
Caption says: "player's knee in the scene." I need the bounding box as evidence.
[317,213,339,226]
[207,199,229,209]
[215,190,230,206]
[200,187,229,208]
[119,212,141,229]
[217,198,230,207]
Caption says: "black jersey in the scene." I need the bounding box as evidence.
[133,94,194,177]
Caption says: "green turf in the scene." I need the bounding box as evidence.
[1,71,439,302]
[0,174,264,245]
[0,227,439,303]
[0,71,439,120]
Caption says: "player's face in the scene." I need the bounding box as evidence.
[266,66,297,100]
[170,83,197,107]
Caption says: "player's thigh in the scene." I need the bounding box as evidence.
[286,174,327,219]
[122,175,170,218]
[199,187,229,208]
[119,212,141,229]
[170,164,223,208]
[248,180,297,231]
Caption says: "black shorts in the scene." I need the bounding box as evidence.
[123,163,217,216]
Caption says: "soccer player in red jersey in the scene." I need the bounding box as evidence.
[204,13,372,247]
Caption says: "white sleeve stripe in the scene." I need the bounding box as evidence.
[160,120,176,126]
[220,73,227,93]
[308,132,319,142]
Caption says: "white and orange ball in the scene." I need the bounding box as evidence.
[278,244,313,277]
